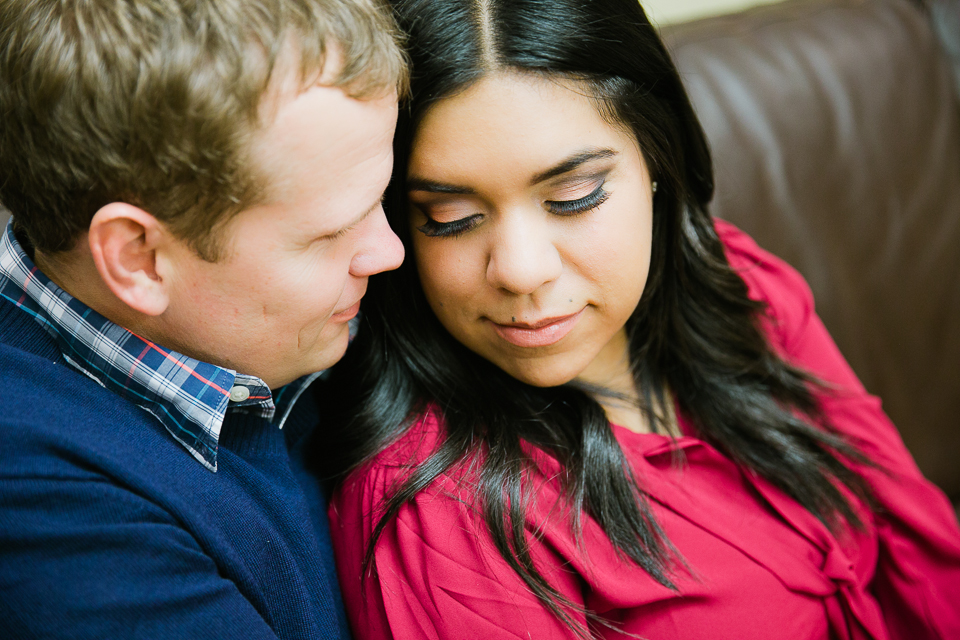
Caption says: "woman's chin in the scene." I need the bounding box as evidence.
[495,359,584,389]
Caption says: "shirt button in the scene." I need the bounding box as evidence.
[229,385,251,402]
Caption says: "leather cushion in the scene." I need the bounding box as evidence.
[663,0,960,497]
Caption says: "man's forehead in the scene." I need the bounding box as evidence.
[257,38,399,127]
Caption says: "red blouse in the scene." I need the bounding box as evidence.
[329,220,960,639]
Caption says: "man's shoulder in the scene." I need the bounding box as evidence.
[0,336,139,423]
[0,335,183,481]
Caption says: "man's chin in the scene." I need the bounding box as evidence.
[310,327,352,373]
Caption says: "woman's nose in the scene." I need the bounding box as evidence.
[485,211,563,295]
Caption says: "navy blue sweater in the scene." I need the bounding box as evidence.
[0,297,351,639]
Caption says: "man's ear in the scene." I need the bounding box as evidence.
[87,203,171,316]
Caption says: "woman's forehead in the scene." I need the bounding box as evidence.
[407,72,636,183]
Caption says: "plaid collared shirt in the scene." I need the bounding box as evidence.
[0,221,322,472]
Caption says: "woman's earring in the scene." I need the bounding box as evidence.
[651,181,658,194]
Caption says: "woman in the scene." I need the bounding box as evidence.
[320,0,960,638]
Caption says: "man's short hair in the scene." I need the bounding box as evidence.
[0,0,407,260]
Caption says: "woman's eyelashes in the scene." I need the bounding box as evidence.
[545,181,609,215]
[413,180,611,239]
[417,214,482,238]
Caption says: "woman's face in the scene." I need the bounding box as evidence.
[406,72,655,388]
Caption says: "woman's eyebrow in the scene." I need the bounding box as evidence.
[406,178,475,194]
[406,148,618,194]
[530,148,618,185]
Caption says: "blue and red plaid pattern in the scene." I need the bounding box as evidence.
[0,221,320,471]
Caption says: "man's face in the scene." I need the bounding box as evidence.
[157,82,403,388]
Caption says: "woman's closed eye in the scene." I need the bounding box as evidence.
[545,180,610,215]
[412,174,611,239]
[417,213,482,238]
[409,194,484,238]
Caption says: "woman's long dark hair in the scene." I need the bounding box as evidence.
[319,0,873,635]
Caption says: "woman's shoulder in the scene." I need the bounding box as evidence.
[337,405,448,495]
[332,404,565,524]
[713,217,815,354]
[333,405,515,523]
[712,217,870,398]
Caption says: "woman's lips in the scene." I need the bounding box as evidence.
[491,309,584,348]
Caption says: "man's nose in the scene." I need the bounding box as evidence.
[350,205,404,276]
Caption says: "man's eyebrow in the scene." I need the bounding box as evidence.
[530,148,618,185]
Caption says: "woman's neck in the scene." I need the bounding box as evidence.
[575,329,678,435]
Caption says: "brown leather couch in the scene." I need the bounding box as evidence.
[2,0,956,502]
[662,0,960,502]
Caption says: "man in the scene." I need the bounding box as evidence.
[0,1,406,637]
